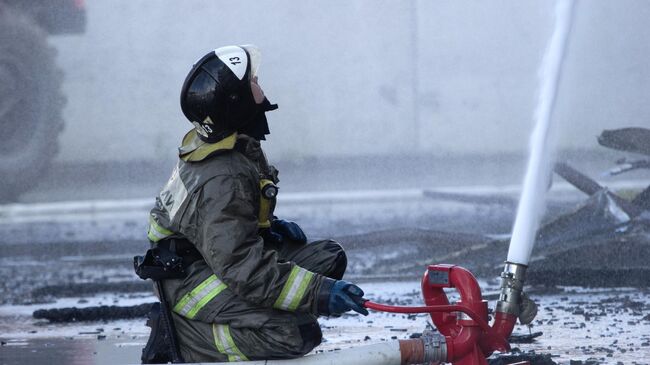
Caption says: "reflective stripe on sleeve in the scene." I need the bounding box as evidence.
[147,217,173,242]
[173,275,227,319]
[213,324,248,362]
[273,266,315,311]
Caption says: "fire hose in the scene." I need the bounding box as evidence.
[363,303,492,334]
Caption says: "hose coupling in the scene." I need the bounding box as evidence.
[422,330,447,364]
[495,261,527,316]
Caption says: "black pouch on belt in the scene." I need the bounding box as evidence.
[134,238,201,281]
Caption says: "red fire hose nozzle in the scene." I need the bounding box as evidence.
[362,264,519,365]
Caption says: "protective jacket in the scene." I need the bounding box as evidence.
[147,130,326,321]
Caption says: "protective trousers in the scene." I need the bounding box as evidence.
[166,239,347,363]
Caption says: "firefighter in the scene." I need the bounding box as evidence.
[141,45,367,363]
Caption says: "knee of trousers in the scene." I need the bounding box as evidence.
[295,314,323,356]
[250,313,322,359]
[320,240,347,280]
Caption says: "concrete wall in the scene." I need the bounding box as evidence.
[50,1,650,163]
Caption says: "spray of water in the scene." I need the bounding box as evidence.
[506,0,576,265]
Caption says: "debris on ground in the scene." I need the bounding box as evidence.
[343,128,650,287]
[33,303,153,322]
[509,331,544,344]
[488,350,557,365]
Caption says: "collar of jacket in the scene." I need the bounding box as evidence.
[178,130,238,162]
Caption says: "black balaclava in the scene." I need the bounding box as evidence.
[239,97,278,140]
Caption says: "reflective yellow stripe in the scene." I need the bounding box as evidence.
[147,229,166,242]
[173,275,227,319]
[290,270,314,310]
[147,216,173,242]
[213,324,248,362]
[273,266,315,311]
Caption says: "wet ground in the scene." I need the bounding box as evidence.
[2,282,649,365]
[1,171,649,364]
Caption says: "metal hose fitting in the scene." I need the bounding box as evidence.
[495,262,527,316]
[422,330,447,364]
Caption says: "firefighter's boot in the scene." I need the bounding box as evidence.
[141,302,174,364]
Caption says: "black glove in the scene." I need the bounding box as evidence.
[518,292,538,325]
[317,278,368,317]
[271,219,307,245]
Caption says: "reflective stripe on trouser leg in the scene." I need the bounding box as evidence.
[273,266,314,311]
[213,324,248,362]
[147,216,173,242]
[173,275,227,319]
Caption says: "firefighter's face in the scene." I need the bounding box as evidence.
[250,76,265,104]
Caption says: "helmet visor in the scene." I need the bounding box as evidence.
[241,45,262,79]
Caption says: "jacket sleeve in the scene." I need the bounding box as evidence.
[182,173,324,314]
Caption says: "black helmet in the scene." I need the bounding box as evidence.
[180,45,277,142]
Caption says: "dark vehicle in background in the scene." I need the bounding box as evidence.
[0,0,86,201]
